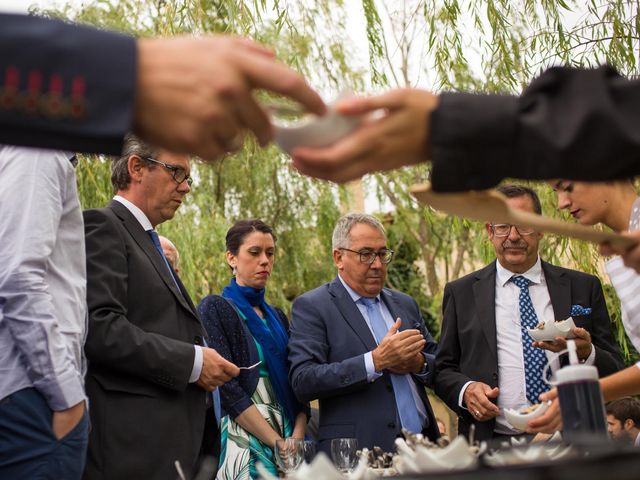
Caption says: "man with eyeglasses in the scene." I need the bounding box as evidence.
[82,134,240,479]
[288,213,440,453]
[435,184,623,443]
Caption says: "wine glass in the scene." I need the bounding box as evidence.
[274,438,303,475]
[330,438,358,473]
[301,440,317,464]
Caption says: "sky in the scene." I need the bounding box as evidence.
[1,0,59,13]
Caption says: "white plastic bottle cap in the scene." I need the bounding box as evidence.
[556,364,599,384]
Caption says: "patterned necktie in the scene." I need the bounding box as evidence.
[147,230,181,292]
[360,297,423,433]
[510,275,549,405]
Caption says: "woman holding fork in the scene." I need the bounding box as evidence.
[198,219,308,479]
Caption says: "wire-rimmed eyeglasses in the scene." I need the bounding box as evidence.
[490,224,535,237]
[339,247,395,264]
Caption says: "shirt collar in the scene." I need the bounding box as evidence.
[113,195,153,231]
[337,274,380,304]
[496,256,543,287]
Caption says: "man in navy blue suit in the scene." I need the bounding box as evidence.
[288,213,439,453]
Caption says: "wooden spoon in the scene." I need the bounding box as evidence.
[410,183,636,249]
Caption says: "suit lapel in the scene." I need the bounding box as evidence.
[328,278,377,351]
[109,201,198,318]
[542,261,571,319]
[473,262,498,361]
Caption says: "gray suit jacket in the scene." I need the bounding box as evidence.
[288,277,440,453]
[435,260,624,441]
[83,200,207,480]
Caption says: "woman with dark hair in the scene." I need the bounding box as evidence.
[198,219,307,479]
[528,180,640,434]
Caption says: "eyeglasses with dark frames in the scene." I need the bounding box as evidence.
[490,224,535,237]
[339,247,395,264]
[143,157,193,186]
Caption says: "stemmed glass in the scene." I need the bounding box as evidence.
[274,438,303,475]
[330,438,358,474]
[301,440,317,464]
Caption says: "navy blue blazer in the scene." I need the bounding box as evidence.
[0,13,135,154]
[288,277,440,453]
[198,294,298,419]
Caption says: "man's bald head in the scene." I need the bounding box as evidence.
[159,235,180,274]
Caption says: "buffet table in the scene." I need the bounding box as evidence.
[395,441,640,480]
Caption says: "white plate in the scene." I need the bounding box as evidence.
[273,91,362,154]
[504,401,551,432]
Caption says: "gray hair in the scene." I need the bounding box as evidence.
[332,213,386,250]
[111,133,160,192]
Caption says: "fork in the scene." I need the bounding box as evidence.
[239,360,262,370]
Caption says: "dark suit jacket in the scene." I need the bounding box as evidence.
[288,277,440,453]
[430,66,640,192]
[435,260,624,441]
[197,294,300,419]
[83,200,207,480]
[0,13,134,155]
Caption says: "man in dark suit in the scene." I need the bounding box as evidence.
[288,213,440,453]
[435,184,624,442]
[83,135,239,479]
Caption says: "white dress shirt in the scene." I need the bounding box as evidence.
[0,147,87,409]
[337,275,429,427]
[113,195,203,383]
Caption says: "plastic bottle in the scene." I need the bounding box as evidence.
[556,340,608,443]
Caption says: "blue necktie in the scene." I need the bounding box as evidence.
[360,297,423,433]
[510,275,549,404]
[570,304,592,316]
[147,230,181,292]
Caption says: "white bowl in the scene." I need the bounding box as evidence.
[273,92,362,154]
[393,436,477,473]
[503,401,550,432]
[527,317,577,342]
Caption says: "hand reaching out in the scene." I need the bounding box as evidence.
[134,35,326,161]
[290,89,439,182]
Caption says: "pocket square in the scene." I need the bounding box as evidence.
[570,304,592,316]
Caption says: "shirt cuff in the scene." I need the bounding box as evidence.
[364,352,382,382]
[458,381,474,409]
[189,346,203,383]
[583,344,596,365]
[38,369,87,411]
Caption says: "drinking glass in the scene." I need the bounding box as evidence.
[274,438,303,475]
[330,438,358,473]
[301,440,317,464]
